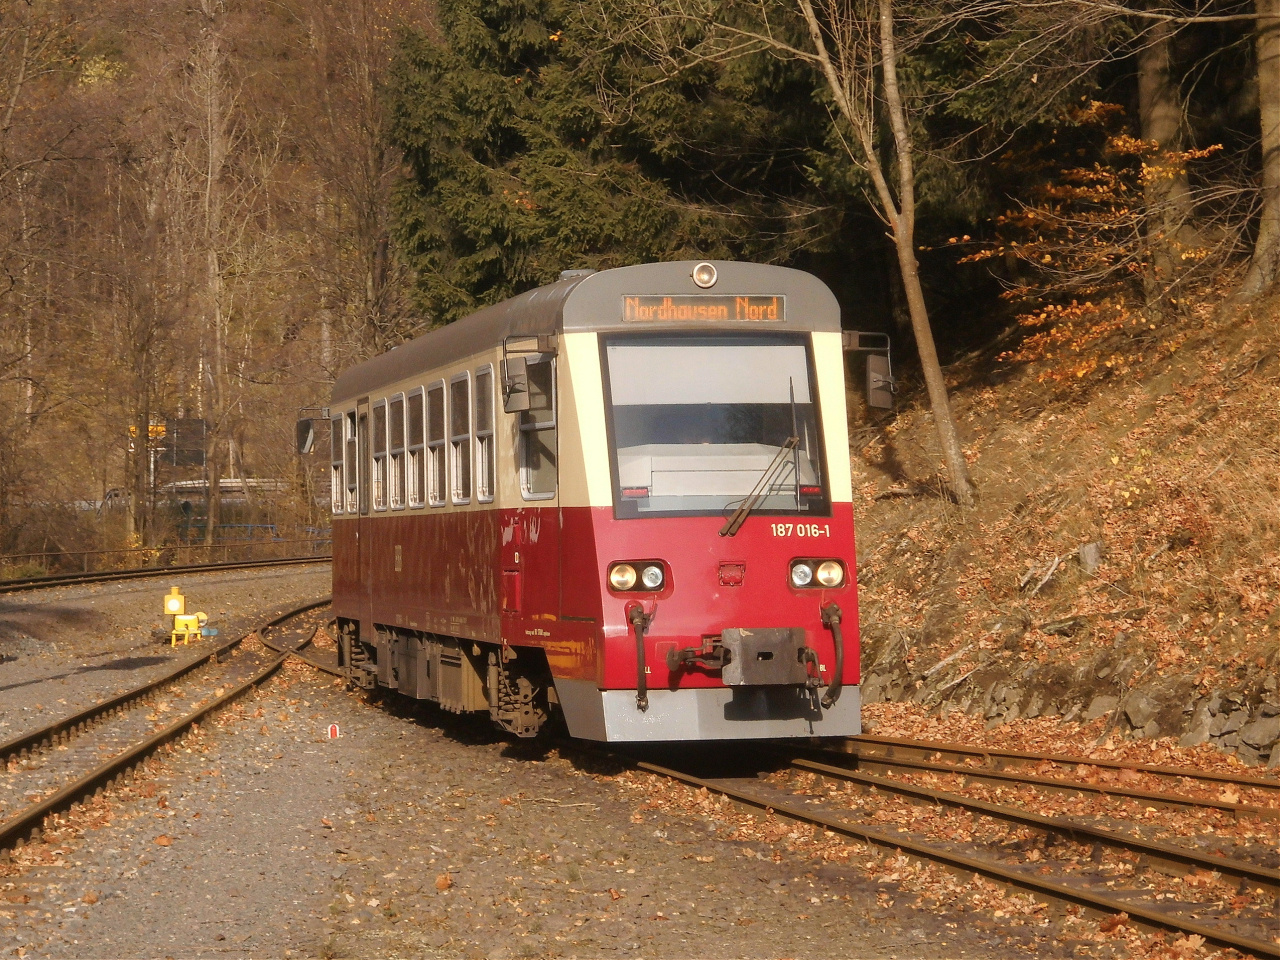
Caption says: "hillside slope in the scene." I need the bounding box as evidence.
[850,283,1280,767]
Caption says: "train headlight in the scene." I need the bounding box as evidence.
[691,262,718,288]
[609,563,638,591]
[815,560,845,587]
[640,564,664,590]
[790,562,814,587]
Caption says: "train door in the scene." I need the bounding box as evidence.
[356,399,373,628]
[504,357,560,627]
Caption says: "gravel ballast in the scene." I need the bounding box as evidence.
[0,564,331,744]
[3,664,1066,959]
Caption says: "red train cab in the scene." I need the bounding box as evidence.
[326,260,861,741]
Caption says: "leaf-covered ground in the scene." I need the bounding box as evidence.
[849,276,1280,760]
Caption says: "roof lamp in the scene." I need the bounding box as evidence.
[691,262,718,289]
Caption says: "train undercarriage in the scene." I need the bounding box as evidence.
[337,619,554,737]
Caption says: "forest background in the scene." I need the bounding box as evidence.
[1,0,1277,570]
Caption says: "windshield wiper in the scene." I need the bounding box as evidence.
[719,436,799,537]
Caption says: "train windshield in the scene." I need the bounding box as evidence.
[603,333,829,519]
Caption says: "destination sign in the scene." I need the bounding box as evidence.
[622,295,786,323]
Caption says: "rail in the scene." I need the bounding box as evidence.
[633,755,1280,959]
[0,537,331,582]
[0,551,331,594]
[0,598,331,854]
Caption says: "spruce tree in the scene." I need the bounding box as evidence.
[388,0,830,323]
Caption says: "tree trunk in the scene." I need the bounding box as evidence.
[796,0,976,506]
[196,17,228,548]
[876,0,976,506]
[199,258,225,551]
[1136,12,1195,298]
[125,413,143,548]
[1240,0,1280,297]
[893,231,975,504]
[205,432,222,549]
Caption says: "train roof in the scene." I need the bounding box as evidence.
[331,260,840,405]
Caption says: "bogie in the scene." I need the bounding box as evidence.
[337,617,554,737]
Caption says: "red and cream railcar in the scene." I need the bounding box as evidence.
[327,260,860,741]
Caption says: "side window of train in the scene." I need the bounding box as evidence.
[389,393,406,510]
[344,410,358,513]
[372,400,388,511]
[474,365,495,502]
[519,359,556,500]
[407,388,425,508]
[330,416,344,514]
[426,381,446,506]
[450,373,472,504]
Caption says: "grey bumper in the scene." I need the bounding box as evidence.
[554,678,860,742]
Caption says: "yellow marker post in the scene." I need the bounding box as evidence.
[164,587,190,645]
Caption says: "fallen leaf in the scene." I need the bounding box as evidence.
[1171,934,1205,957]
[321,818,333,828]
[609,888,621,901]
[154,835,172,847]
[260,725,269,735]
[435,874,453,891]
[81,892,98,905]
[214,687,225,697]
[1099,912,1127,934]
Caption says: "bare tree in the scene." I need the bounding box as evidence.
[165,0,286,544]
[805,0,975,504]
[299,0,426,365]
[1137,10,1198,295]
[690,0,977,503]
[1241,0,1280,296]
[0,1,74,546]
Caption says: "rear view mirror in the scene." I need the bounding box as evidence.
[296,418,316,455]
[867,354,895,410]
[502,357,530,413]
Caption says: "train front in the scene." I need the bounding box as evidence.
[553,261,861,741]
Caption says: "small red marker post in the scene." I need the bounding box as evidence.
[327,723,341,739]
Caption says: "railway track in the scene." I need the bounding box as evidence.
[795,740,1280,866]
[172,635,1279,956]
[0,554,330,596]
[0,598,331,856]
[627,744,1279,959]
[257,615,341,678]
[832,733,1280,812]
